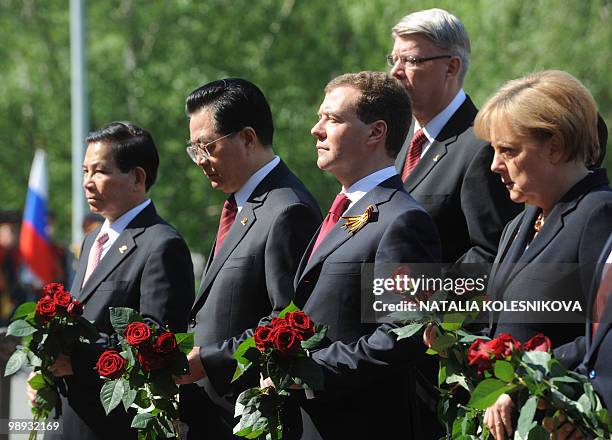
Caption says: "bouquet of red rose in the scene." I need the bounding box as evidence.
[444,332,610,439]
[3,283,99,437]
[232,303,328,439]
[96,307,193,440]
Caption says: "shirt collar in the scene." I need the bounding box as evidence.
[416,89,466,143]
[100,198,151,242]
[234,156,280,212]
[343,166,397,208]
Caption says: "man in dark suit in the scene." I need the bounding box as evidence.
[175,78,321,439]
[290,71,441,439]
[389,8,522,264]
[45,121,195,439]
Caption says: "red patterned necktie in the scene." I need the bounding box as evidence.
[592,264,612,334]
[309,192,351,259]
[214,195,238,256]
[83,231,109,286]
[401,128,428,181]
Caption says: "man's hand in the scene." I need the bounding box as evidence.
[174,346,206,384]
[49,354,74,377]
[542,414,589,440]
[484,393,515,439]
[26,371,38,407]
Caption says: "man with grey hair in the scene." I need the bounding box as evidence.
[390,8,521,265]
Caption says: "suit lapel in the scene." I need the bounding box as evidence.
[71,229,98,295]
[404,140,450,192]
[296,177,398,285]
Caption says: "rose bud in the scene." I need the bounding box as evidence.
[53,289,73,309]
[96,350,126,379]
[285,311,315,340]
[467,338,495,374]
[137,344,167,371]
[523,333,552,352]
[488,333,521,359]
[270,325,301,354]
[124,322,152,347]
[253,325,275,352]
[153,332,178,355]
[67,300,84,317]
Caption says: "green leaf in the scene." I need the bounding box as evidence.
[4,350,27,376]
[175,332,194,355]
[516,395,538,439]
[109,307,143,333]
[28,372,48,390]
[440,312,466,331]
[10,302,36,320]
[446,373,469,391]
[131,412,155,429]
[467,378,517,409]
[390,323,423,340]
[122,387,138,411]
[438,364,447,386]
[100,379,126,415]
[7,319,37,337]
[431,333,457,352]
[278,302,299,318]
[232,339,258,382]
[526,425,549,440]
[149,371,178,398]
[301,324,328,350]
[521,351,551,373]
[493,360,514,382]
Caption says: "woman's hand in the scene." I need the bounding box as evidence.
[542,413,589,440]
[483,393,515,439]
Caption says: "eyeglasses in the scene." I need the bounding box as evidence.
[186,131,235,163]
[386,53,452,68]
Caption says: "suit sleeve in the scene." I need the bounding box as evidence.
[140,235,195,332]
[458,144,523,264]
[310,208,441,395]
[199,202,321,394]
[554,336,588,370]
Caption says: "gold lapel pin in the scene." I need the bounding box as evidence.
[119,245,128,254]
[433,154,441,162]
[341,205,374,234]
[241,217,248,226]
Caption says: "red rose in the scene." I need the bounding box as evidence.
[153,331,177,355]
[36,297,57,323]
[270,325,301,354]
[468,338,495,373]
[53,289,73,309]
[285,311,314,340]
[43,283,66,297]
[124,322,152,346]
[254,325,275,351]
[96,350,126,379]
[66,300,84,317]
[137,344,166,371]
[523,333,552,352]
[488,333,521,359]
[270,317,287,328]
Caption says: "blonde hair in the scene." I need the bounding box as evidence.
[474,70,599,166]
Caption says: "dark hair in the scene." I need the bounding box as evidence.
[85,121,159,191]
[185,78,274,147]
[325,71,412,157]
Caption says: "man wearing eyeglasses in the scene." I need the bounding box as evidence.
[389,8,521,266]
[175,78,321,439]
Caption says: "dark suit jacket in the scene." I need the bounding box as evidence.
[555,233,612,410]
[292,175,441,440]
[50,202,195,440]
[488,169,612,348]
[395,96,522,264]
[180,160,321,439]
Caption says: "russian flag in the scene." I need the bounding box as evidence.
[19,149,55,284]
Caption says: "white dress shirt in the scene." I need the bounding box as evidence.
[97,198,151,260]
[233,156,281,213]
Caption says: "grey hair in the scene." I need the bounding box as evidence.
[392,8,471,84]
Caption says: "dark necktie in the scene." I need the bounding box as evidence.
[401,128,428,181]
[309,192,351,259]
[214,195,238,256]
[592,264,612,334]
[83,232,109,286]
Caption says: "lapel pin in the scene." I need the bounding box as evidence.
[433,154,441,162]
[341,205,374,234]
[241,217,248,226]
[119,245,128,254]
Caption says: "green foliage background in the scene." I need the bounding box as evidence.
[0,0,610,254]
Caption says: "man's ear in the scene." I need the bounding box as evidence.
[368,120,387,146]
[241,126,258,149]
[446,56,461,79]
[132,167,147,191]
